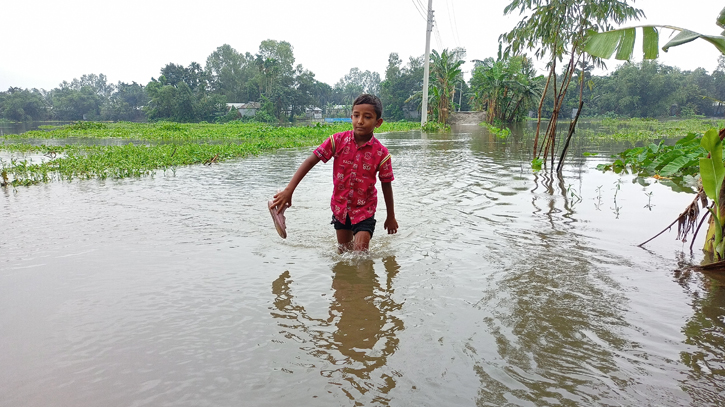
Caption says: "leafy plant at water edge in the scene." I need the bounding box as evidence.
[699,128,725,258]
[531,157,543,171]
[596,132,706,178]
[421,121,450,132]
[480,122,511,139]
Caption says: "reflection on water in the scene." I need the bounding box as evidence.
[271,256,403,405]
[676,268,725,404]
[1,126,725,406]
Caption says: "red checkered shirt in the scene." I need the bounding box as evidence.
[314,130,394,224]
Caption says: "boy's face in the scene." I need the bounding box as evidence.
[351,104,383,138]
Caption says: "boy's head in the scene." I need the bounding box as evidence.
[353,94,383,120]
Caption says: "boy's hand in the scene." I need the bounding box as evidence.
[272,189,293,214]
[384,217,398,234]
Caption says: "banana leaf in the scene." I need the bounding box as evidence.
[699,129,725,202]
[584,7,725,60]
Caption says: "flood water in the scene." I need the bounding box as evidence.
[2,125,724,406]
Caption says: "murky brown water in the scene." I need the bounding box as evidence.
[2,125,724,406]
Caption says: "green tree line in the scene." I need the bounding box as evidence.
[0,40,426,124]
[2,40,724,124]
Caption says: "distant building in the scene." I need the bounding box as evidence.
[226,102,261,117]
[305,106,322,119]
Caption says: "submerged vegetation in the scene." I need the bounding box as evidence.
[0,121,420,187]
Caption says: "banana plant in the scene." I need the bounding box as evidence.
[584,7,725,60]
[584,7,725,259]
[700,129,725,258]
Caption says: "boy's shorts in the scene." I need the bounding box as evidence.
[331,215,376,237]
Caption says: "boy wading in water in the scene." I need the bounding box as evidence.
[271,94,398,252]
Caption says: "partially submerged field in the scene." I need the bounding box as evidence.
[0,121,421,186]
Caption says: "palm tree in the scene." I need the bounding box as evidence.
[429,48,465,124]
[469,54,543,124]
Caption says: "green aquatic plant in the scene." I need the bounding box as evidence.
[0,121,422,186]
[1,121,420,141]
[421,121,450,132]
[67,121,108,130]
[480,122,511,139]
[577,118,725,142]
[531,157,543,171]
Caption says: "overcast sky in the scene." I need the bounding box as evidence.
[1,0,722,92]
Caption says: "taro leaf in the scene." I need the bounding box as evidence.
[651,150,685,171]
[675,132,698,146]
[660,155,693,176]
[699,128,725,201]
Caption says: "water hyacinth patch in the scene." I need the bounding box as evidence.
[0,121,421,186]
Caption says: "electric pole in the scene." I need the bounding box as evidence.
[421,0,433,126]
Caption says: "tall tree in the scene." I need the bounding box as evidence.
[103,81,147,121]
[255,40,295,96]
[334,68,381,104]
[380,55,424,121]
[0,87,49,121]
[146,62,225,122]
[501,0,644,168]
[205,44,257,103]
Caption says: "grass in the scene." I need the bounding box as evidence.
[0,121,422,186]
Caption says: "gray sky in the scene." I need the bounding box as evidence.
[1,0,722,91]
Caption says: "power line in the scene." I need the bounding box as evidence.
[434,31,443,51]
[433,17,444,51]
[410,0,426,20]
[445,0,462,47]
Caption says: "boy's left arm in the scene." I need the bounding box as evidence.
[381,182,398,234]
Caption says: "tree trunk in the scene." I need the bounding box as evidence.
[533,62,555,159]
[556,99,584,173]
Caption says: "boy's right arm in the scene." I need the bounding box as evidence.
[272,153,321,213]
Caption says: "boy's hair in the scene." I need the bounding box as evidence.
[353,94,383,119]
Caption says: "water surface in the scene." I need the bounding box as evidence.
[2,125,723,406]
